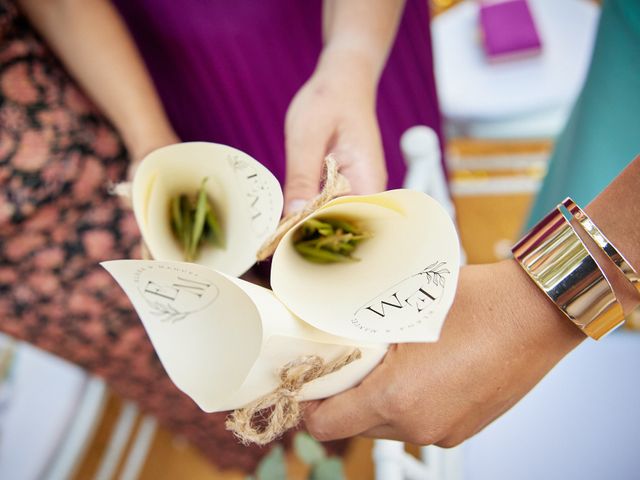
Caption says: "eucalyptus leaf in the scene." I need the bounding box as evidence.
[256,445,287,480]
[293,432,326,465]
[310,457,345,480]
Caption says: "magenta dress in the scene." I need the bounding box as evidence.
[0,0,441,471]
[113,0,443,188]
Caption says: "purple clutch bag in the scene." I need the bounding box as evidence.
[479,0,543,62]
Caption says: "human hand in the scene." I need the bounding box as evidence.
[283,47,387,214]
[303,260,585,446]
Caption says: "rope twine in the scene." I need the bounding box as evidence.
[256,154,351,261]
[225,348,362,446]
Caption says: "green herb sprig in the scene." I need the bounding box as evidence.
[169,178,224,262]
[293,217,371,264]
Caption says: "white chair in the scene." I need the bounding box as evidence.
[432,0,599,139]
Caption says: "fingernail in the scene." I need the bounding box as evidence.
[286,199,307,215]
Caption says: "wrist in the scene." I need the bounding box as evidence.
[498,259,586,351]
[317,42,382,92]
[124,127,179,163]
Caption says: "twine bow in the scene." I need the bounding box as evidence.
[226,348,362,446]
[256,155,351,261]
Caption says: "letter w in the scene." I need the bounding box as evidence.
[365,293,404,318]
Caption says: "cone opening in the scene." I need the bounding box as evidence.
[132,142,283,277]
[290,215,373,264]
[272,201,404,307]
[146,174,228,263]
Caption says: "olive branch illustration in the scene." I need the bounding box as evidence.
[148,301,189,323]
[418,261,450,287]
[228,155,248,171]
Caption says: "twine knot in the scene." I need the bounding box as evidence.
[226,348,362,445]
[257,155,351,261]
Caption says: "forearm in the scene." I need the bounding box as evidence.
[584,156,640,270]
[320,0,406,84]
[18,0,176,159]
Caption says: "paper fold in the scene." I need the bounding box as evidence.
[102,260,387,412]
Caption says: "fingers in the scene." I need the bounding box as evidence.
[338,154,387,195]
[284,119,329,215]
[329,121,387,195]
[303,380,384,441]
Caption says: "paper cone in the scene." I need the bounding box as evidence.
[132,142,283,277]
[270,190,461,344]
[101,260,387,412]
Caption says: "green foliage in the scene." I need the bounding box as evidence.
[293,217,372,264]
[310,458,345,480]
[293,432,326,465]
[251,432,345,480]
[168,177,224,262]
[256,445,287,480]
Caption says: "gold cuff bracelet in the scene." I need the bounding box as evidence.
[559,198,640,312]
[512,198,634,340]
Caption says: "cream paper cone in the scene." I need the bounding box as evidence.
[270,189,461,344]
[101,260,387,412]
[132,142,283,277]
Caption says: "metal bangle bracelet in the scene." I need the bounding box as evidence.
[559,197,640,313]
[512,203,625,340]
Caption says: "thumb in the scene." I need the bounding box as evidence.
[303,379,383,441]
[284,123,329,215]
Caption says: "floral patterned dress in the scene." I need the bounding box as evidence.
[0,1,311,470]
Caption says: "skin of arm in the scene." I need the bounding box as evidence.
[283,0,406,214]
[303,156,640,446]
[17,0,178,165]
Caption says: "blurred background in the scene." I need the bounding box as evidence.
[1,0,639,479]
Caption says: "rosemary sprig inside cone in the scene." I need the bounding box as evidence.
[293,217,372,263]
[169,178,224,262]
